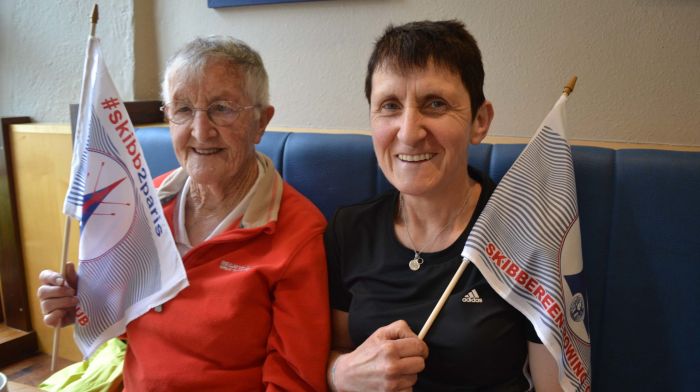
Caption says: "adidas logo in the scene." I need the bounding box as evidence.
[462,289,483,303]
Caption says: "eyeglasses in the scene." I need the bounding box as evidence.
[160,101,258,126]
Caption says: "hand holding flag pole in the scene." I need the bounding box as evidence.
[417,76,578,342]
[50,3,99,373]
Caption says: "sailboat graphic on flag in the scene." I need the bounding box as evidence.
[63,35,188,357]
[462,79,591,391]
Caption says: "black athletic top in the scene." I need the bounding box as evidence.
[325,168,540,391]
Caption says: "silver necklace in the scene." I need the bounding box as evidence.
[400,190,472,271]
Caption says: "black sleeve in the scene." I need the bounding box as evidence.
[324,209,352,312]
[525,316,543,343]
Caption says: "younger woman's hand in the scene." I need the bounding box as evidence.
[332,320,428,392]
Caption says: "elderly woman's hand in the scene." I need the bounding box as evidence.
[37,262,79,327]
[332,320,428,392]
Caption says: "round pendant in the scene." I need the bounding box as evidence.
[409,257,423,271]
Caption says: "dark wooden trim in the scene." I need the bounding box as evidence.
[0,330,38,368]
[70,100,164,137]
[208,0,321,8]
[0,117,33,332]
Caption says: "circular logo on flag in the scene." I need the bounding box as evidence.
[80,150,136,261]
[569,293,586,322]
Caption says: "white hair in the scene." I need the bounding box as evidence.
[161,35,270,107]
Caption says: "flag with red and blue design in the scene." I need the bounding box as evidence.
[64,36,188,358]
[462,93,591,391]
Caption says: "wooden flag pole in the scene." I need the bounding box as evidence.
[418,258,470,340]
[50,3,99,372]
[90,4,99,37]
[563,76,577,96]
[50,216,73,371]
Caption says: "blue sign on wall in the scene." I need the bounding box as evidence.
[208,0,323,8]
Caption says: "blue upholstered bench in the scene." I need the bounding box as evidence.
[136,127,700,391]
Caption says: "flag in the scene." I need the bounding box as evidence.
[64,36,188,357]
[462,93,591,391]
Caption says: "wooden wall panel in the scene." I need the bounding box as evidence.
[10,123,82,361]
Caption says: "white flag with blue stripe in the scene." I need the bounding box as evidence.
[64,36,188,358]
[462,94,591,391]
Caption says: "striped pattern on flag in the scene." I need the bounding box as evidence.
[62,36,188,358]
[462,96,591,391]
[71,107,164,352]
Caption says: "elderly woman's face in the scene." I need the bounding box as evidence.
[167,60,265,188]
[370,62,488,198]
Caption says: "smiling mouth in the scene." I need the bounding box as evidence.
[397,153,435,162]
[191,147,223,155]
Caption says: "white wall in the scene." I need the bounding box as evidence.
[0,0,135,123]
[2,0,699,145]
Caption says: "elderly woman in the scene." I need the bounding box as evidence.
[38,36,329,391]
[325,21,561,391]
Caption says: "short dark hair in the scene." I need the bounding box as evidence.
[364,20,485,118]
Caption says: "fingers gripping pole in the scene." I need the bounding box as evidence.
[50,215,72,372]
[418,258,471,340]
